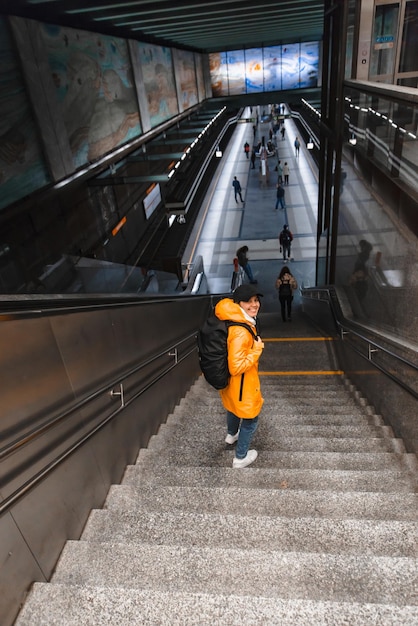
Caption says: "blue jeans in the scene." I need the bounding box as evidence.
[275,197,285,210]
[242,262,255,282]
[227,411,259,459]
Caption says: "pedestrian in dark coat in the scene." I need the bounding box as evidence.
[232,176,244,202]
[275,266,298,321]
[275,183,286,210]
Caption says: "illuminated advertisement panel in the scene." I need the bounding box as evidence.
[209,42,319,96]
[300,41,320,87]
[263,45,283,91]
[226,49,246,95]
[245,48,264,93]
[281,43,301,90]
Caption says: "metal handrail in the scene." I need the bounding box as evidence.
[0,330,198,515]
[0,330,197,462]
[301,286,418,399]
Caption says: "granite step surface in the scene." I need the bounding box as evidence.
[81,508,418,557]
[104,483,418,520]
[15,584,418,626]
[148,433,404,453]
[48,541,418,606]
[122,464,418,493]
[137,447,418,472]
[153,422,396,443]
[171,407,382,425]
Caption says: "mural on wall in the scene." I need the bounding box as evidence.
[209,51,228,96]
[0,18,51,211]
[244,48,265,93]
[226,49,246,95]
[210,42,320,95]
[173,48,198,112]
[195,53,206,102]
[263,45,283,91]
[136,42,179,128]
[300,42,320,88]
[39,23,142,168]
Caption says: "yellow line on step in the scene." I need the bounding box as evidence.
[264,337,335,342]
[259,370,344,376]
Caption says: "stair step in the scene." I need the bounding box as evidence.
[15,584,418,626]
[149,434,403,453]
[82,509,418,557]
[181,389,364,402]
[105,484,418,520]
[123,464,417,493]
[171,408,381,426]
[155,422,395,443]
[137,448,417,472]
[177,400,370,414]
[154,419,394,449]
[49,541,418,606]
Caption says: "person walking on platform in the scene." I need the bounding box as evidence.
[215,284,264,468]
[275,182,286,210]
[279,224,293,261]
[250,150,256,169]
[244,142,250,159]
[232,176,244,203]
[283,162,290,185]
[275,266,298,322]
[276,160,283,183]
[236,245,257,284]
[281,124,286,141]
[294,137,300,156]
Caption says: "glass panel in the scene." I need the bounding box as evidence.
[399,1,418,72]
[339,85,418,343]
[397,76,418,88]
[370,4,399,78]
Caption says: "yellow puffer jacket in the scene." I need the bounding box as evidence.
[215,298,264,419]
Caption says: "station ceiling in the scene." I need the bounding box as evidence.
[4,0,324,53]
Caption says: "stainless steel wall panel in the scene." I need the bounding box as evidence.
[0,294,210,626]
[9,437,109,576]
[0,512,46,626]
[0,317,76,446]
[49,308,125,397]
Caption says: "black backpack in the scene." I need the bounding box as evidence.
[197,316,257,389]
[279,280,292,296]
[281,230,292,245]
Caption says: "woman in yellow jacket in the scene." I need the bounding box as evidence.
[214,284,264,468]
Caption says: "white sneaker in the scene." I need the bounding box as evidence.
[232,449,258,468]
[225,432,239,445]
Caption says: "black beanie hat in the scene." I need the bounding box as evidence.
[232,284,264,303]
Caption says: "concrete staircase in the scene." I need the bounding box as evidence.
[15,320,418,625]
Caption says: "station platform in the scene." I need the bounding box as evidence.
[183,106,319,315]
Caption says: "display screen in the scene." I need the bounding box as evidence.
[210,42,320,96]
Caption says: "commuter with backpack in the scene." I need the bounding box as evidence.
[213,284,264,468]
[279,224,293,261]
[275,266,298,322]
